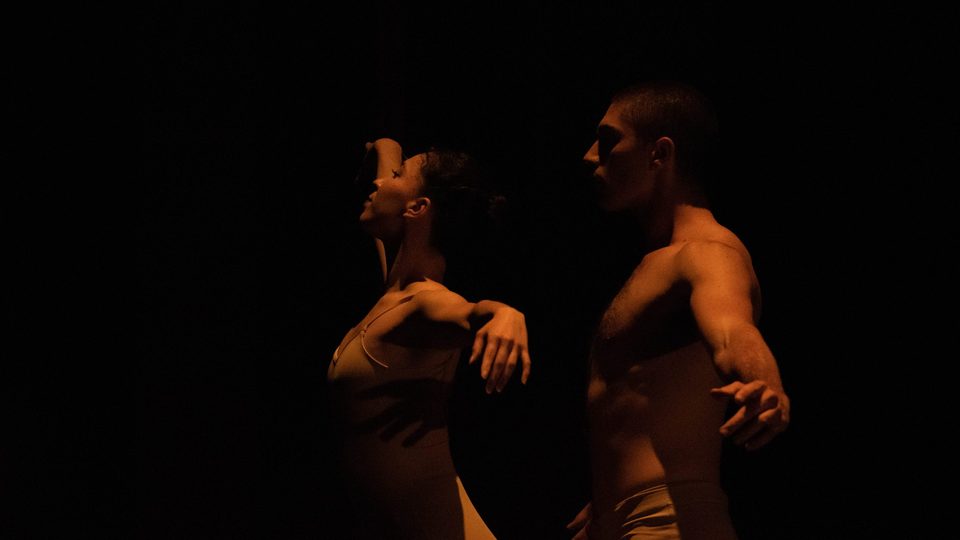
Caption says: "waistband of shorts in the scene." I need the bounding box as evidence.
[612,480,728,511]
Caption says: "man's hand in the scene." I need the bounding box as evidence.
[468,306,531,393]
[711,380,790,450]
[565,502,592,540]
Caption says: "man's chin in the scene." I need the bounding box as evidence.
[596,195,620,212]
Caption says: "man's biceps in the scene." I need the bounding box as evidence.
[692,286,753,319]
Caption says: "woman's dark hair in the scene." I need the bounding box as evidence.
[418,148,507,295]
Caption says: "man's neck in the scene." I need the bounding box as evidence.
[636,178,712,249]
[669,204,717,244]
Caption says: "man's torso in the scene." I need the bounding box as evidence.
[587,241,731,511]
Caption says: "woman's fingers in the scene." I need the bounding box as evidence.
[485,339,512,394]
[495,346,520,392]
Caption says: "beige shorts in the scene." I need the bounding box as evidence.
[593,482,737,540]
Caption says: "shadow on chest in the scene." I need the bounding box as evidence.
[591,276,701,381]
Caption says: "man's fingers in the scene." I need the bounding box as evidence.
[734,380,767,404]
[737,407,787,449]
[721,382,767,437]
[758,389,780,413]
[710,381,743,399]
[572,527,589,540]
[743,410,786,450]
[759,403,789,430]
[719,403,757,437]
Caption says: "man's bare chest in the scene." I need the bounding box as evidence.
[591,263,698,363]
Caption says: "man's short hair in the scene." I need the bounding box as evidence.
[612,81,719,183]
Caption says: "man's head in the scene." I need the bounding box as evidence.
[584,81,718,212]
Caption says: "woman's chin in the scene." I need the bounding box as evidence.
[358,215,381,236]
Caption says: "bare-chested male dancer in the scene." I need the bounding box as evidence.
[567,81,790,540]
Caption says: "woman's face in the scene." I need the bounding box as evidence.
[359,153,428,238]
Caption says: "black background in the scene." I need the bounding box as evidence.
[11,2,959,539]
[137,3,954,539]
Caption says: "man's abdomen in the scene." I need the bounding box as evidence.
[587,341,728,512]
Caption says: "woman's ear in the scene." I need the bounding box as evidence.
[404,196,432,219]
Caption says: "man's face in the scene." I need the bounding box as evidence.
[583,100,655,212]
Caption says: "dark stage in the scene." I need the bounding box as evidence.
[19,2,954,539]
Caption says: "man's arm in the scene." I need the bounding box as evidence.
[679,241,790,450]
[411,289,531,393]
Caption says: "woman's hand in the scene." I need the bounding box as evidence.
[468,304,531,393]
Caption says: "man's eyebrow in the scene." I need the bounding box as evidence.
[597,124,622,137]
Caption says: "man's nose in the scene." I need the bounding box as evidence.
[583,141,599,166]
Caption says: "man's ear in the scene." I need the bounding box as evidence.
[404,197,431,219]
[651,136,675,168]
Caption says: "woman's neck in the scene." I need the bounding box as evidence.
[381,237,446,292]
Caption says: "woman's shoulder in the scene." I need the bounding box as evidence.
[410,281,468,309]
[399,280,475,328]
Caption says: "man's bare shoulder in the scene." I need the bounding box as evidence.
[671,238,761,320]
[677,237,749,260]
[673,218,749,256]
[674,238,752,277]
[629,237,746,278]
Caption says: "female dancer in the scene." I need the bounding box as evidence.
[327,138,530,539]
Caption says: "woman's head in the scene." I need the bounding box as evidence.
[360,148,503,257]
[418,149,503,258]
[358,152,430,241]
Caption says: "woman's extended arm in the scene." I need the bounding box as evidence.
[412,290,531,393]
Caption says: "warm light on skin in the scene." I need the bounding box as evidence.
[360,154,431,242]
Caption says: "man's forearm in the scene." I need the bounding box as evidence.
[713,327,785,391]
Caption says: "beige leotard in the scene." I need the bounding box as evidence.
[327,293,495,539]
